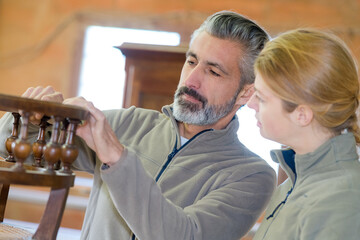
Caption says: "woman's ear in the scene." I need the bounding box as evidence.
[292,104,314,127]
[236,84,255,106]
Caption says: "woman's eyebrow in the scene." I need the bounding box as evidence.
[254,87,266,97]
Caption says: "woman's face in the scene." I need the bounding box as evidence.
[247,73,295,145]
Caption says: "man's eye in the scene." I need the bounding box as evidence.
[187,60,195,65]
[210,70,220,77]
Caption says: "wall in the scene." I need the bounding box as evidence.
[0,0,359,100]
[0,0,359,235]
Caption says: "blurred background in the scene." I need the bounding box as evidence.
[0,0,359,98]
[0,0,359,239]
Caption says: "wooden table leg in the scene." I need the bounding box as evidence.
[33,187,70,240]
[0,183,10,222]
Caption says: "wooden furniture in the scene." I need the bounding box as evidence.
[0,93,89,240]
[117,43,188,111]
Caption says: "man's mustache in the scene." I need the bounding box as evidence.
[175,86,207,105]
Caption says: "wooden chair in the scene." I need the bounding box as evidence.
[0,93,89,240]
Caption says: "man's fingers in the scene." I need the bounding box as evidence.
[27,86,48,99]
[20,86,63,125]
[21,87,35,98]
[86,102,105,121]
[22,86,62,102]
[41,92,64,103]
[63,96,87,106]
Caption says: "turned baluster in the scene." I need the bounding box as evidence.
[60,119,80,174]
[11,112,31,172]
[5,113,20,162]
[43,116,62,173]
[58,119,69,146]
[32,116,50,167]
[55,120,69,170]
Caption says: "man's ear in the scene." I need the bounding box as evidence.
[236,84,255,106]
[292,104,314,127]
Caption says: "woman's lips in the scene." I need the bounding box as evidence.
[255,117,262,127]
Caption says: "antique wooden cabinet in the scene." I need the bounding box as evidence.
[117,43,188,111]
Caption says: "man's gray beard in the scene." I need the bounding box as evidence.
[173,94,237,126]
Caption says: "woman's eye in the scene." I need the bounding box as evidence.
[256,93,264,103]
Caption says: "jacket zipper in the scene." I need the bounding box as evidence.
[131,128,212,240]
[155,129,212,182]
[266,187,293,220]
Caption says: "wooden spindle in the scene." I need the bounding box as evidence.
[11,112,31,172]
[58,119,69,145]
[32,116,50,167]
[5,113,20,162]
[54,119,70,170]
[60,119,80,174]
[0,92,89,240]
[43,116,62,173]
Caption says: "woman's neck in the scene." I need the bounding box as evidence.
[292,124,335,155]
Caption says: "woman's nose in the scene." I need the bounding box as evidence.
[247,94,258,111]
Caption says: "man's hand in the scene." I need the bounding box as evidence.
[63,97,124,166]
[21,86,64,125]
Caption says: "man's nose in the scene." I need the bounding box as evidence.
[184,65,203,90]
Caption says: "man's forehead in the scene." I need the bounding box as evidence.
[189,31,243,73]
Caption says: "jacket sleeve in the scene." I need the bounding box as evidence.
[101,148,276,240]
[0,112,13,158]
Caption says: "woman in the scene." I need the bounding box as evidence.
[248,28,360,239]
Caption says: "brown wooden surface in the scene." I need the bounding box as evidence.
[0,160,76,240]
[0,167,75,189]
[0,92,85,239]
[0,184,9,222]
[118,43,187,111]
[117,43,188,61]
[34,188,70,240]
[0,93,89,120]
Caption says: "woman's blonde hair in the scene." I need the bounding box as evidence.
[255,28,360,143]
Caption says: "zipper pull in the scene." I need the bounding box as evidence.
[167,148,177,160]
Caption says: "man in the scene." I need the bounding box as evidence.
[0,11,276,240]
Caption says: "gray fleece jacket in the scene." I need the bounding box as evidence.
[253,132,360,240]
[0,105,276,240]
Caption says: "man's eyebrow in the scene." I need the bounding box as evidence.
[186,50,229,76]
[186,51,197,59]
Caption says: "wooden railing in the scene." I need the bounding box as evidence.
[0,93,89,240]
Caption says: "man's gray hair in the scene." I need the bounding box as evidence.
[191,11,270,90]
